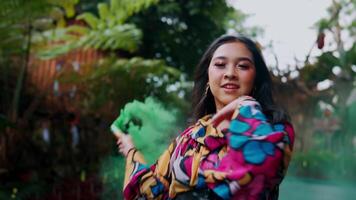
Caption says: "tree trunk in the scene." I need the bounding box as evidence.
[11,22,32,122]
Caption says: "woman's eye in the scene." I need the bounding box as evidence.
[237,64,250,69]
[214,63,225,68]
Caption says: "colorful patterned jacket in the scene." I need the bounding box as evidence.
[123,99,295,200]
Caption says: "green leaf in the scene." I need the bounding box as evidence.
[52,0,79,18]
[77,13,100,29]
[66,25,89,35]
[110,0,120,13]
[98,3,110,20]
[165,66,181,77]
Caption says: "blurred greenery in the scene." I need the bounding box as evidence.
[129,0,262,74]
[37,0,159,58]
[290,151,356,181]
[1,0,247,198]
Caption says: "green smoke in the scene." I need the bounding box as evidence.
[110,97,178,164]
[100,97,180,199]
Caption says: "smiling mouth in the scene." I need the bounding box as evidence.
[221,84,240,89]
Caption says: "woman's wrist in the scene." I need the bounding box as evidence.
[125,147,137,157]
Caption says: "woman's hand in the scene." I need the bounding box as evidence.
[114,130,135,157]
[211,96,255,129]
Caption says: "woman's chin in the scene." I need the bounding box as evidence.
[222,97,240,105]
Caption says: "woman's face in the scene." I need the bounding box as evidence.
[208,42,256,111]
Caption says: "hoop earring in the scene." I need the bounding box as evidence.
[197,83,210,108]
[204,83,210,98]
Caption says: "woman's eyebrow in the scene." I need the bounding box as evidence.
[211,56,227,61]
[237,57,254,64]
[212,56,254,64]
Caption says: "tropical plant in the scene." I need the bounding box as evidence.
[57,56,184,113]
[37,0,159,59]
[129,0,262,75]
[305,0,356,150]
[278,0,356,181]
[0,0,79,122]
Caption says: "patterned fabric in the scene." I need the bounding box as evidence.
[123,99,295,200]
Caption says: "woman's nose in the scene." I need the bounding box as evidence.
[223,64,237,79]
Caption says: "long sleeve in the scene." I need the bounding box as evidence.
[204,99,295,200]
[123,143,172,199]
[123,127,193,200]
[123,148,146,188]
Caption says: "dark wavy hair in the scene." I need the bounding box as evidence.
[191,35,290,124]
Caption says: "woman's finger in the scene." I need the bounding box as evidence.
[119,149,125,155]
[115,133,135,157]
[238,95,255,102]
[113,129,124,139]
[212,96,255,126]
[211,110,233,127]
[211,103,235,126]
[118,145,125,152]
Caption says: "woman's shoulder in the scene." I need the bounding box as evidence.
[178,126,195,138]
[176,114,217,140]
[280,121,295,146]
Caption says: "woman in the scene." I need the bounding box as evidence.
[116,35,295,200]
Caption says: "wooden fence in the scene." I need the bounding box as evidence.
[27,48,103,110]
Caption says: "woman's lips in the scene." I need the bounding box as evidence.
[221,83,240,93]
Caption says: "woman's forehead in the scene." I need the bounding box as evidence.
[212,42,252,59]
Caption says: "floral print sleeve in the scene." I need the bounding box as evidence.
[123,128,193,200]
[204,99,295,199]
